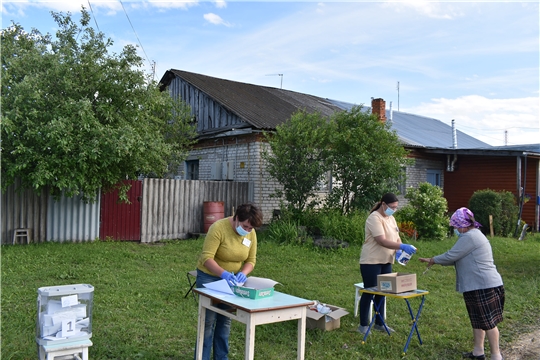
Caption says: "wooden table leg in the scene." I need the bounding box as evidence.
[195,295,207,360]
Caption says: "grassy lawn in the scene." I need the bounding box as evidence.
[2,233,539,359]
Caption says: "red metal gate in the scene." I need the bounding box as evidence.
[100,180,142,241]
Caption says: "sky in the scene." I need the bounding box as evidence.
[2,0,539,146]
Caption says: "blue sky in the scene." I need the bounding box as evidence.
[2,1,539,146]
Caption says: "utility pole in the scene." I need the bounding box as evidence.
[266,74,283,89]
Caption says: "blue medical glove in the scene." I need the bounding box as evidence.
[400,244,417,255]
[220,271,237,286]
[395,250,403,260]
[235,272,247,284]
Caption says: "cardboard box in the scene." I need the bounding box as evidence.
[231,276,279,300]
[231,285,274,299]
[377,272,417,293]
[306,304,349,331]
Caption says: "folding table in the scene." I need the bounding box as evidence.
[194,288,313,360]
[357,287,428,355]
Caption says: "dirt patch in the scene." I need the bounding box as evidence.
[502,328,540,360]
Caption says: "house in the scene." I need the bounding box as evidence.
[159,69,539,231]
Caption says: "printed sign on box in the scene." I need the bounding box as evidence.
[377,273,417,293]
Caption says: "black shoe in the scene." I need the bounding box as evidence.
[462,352,485,360]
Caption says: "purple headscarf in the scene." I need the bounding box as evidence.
[450,207,482,228]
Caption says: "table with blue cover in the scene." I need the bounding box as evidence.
[193,288,313,360]
[358,287,429,355]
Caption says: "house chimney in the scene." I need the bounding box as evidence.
[452,119,457,149]
[371,98,386,123]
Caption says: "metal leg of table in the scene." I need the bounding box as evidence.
[402,295,426,354]
[362,297,387,343]
[195,296,206,360]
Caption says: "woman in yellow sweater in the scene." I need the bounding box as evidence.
[195,203,263,360]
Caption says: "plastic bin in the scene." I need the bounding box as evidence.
[36,284,94,346]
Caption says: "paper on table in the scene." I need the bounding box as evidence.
[241,277,280,289]
[203,279,235,295]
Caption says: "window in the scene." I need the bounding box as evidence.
[426,169,441,187]
[185,160,199,180]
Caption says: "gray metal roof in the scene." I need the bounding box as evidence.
[326,99,491,149]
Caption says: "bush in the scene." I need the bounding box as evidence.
[261,220,303,245]
[297,208,368,245]
[405,182,449,240]
[468,189,518,237]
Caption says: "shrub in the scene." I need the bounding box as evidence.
[468,189,518,237]
[262,220,302,244]
[299,208,368,245]
[405,182,449,240]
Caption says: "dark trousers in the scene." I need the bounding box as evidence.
[359,263,392,326]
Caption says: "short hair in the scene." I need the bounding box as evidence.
[234,203,263,228]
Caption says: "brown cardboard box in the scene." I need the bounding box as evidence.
[377,272,417,293]
[306,304,349,331]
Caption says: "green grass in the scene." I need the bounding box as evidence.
[2,233,539,359]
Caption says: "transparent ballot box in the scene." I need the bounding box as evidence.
[36,284,94,345]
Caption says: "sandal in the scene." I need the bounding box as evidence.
[462,352,485,360]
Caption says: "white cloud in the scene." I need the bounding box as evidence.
[203,13,230,27]
[383,1,462,20]
[214,0,226,9]
[404,96,539,146]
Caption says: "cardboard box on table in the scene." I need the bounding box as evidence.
[231,277,279,300]
[377,273,417,293]
[306,305,349,331]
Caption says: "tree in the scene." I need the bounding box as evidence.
[262,110,329,218]
[1,9,196,202]
[325,105,410,214]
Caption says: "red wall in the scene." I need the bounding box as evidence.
[444,155,538,231]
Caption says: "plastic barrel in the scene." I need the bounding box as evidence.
[203,201,225,233]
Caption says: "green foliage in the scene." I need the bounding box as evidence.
[468,189,519,237]
[298,208,368,245]
[2,238,539,359]
[262,110,329,218]
[325,105,411,214]
[263,220,304,245]
[405,182,449,240]
[1,9,196,201]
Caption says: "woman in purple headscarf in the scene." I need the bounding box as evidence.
[419,207,505,360]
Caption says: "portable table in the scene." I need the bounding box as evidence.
[358,287,428,355]
[194,288,313,360]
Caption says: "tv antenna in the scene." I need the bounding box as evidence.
[396,81,400,111]
[266,73,283,89]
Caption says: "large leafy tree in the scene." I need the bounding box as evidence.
[262,110,329,218]
[325,105,410,214]
[1,9,196,201]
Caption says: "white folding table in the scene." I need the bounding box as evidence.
[194,288,313,360]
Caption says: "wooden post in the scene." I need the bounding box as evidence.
[489,215,494,237]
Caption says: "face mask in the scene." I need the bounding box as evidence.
[236,223,251,236]
[384,204,395,216]
[454,228,461,237]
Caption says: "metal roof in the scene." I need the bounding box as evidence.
[326,99,491,149]
[160,70,537,152]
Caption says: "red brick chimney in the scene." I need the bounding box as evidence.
[371,98,386,123]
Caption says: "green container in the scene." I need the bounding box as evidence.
[232,285,274,299]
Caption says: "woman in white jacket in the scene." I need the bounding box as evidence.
[420,207,505,360]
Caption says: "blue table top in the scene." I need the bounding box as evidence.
[194,288,313,313]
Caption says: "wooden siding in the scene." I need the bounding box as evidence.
[444,156,538,230]
[140,179,253,243]
[167,77,247,133]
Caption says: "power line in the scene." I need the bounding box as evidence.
[87,1,100,32]
[119,0,152,69]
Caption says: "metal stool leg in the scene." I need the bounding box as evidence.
[184,270,197,300]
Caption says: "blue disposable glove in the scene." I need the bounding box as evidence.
[400,244,417,255]
[395,249,403,260]
[235,272,247,284]
[220,271,237,286]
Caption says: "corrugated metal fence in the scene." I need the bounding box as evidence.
[1,179,253,244]
[141,179,253,243]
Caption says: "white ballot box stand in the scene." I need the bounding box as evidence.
[36,284,94,359]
